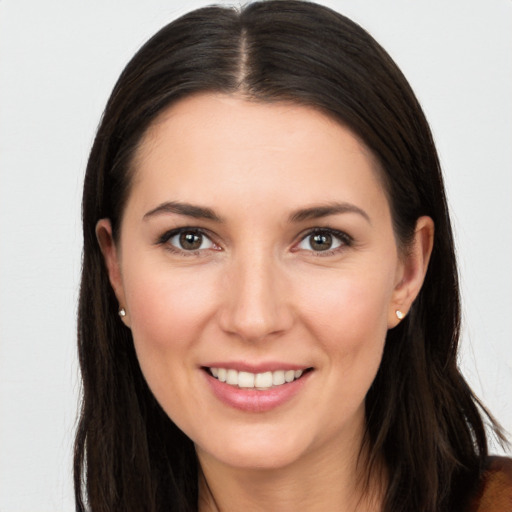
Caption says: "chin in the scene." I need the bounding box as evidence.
[194,425,314,472]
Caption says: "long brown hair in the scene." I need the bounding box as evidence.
[75,2,506,510]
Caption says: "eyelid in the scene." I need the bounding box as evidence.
[156,227,220,255]
[155,226,352,256]
[293,227,353,255]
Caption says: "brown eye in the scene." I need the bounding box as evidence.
[166,230,215,251]
[179,231,203,250]
[296,229,348,253]
[309,232,333,251]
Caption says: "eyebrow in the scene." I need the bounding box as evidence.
[143,200,370,224]
[289,202,371,224]
[143,201,223,222]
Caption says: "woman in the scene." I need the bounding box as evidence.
[75,1,510,510]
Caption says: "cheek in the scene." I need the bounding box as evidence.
[121,262,221,428]
[295,267,393,384]
[298,269,393,340]
[122,261,219,362]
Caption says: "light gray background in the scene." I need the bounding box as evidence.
[0,1,510,510]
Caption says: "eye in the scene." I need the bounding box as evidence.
[159,229,217,252]
[296,229,350,253]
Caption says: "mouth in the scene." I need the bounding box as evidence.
[203,367,312,390]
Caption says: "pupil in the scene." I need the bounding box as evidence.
[310,233,332,251]
[180,232,202,250]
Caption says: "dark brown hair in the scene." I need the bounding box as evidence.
[75,2,506,511]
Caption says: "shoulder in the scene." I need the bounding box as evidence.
[466,456,512,511]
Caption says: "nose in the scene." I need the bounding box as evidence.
[218,252,293,342]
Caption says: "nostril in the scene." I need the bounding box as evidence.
[218,301,293,342]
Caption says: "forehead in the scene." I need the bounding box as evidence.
[137,93,373,163]
[128,93,389,216]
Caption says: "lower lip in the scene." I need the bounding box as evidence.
[204,370,312,413]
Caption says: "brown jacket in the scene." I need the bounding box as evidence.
[467,457,512,511]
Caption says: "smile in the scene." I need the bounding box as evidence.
[208,367,307,390]
[203,365,313,412]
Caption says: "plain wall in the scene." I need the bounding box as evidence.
[0,1,510,509]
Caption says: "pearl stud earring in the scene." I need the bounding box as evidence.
[395,310,405,320]
[118,307,126,318]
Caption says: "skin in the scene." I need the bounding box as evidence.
[97,93,434,511]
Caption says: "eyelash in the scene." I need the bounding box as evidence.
[295,228,353,256]
[156,227,353,256]
[157,228,218,256]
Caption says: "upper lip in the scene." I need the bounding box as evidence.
[201,361,312,373]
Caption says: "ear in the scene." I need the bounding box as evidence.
[96,219,130,327]
[388,216,434,328]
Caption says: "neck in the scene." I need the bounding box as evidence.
[197,431,386,512]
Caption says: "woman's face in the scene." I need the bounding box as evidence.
[99,93,431,472]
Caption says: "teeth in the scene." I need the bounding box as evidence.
[226,369,238,385]
[254,371,272,388]
[209,367,306,389]
[238,371,255,388]
[272,370,285,386]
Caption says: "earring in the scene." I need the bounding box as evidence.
[118,307,126,318]
[395,310,405,320]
